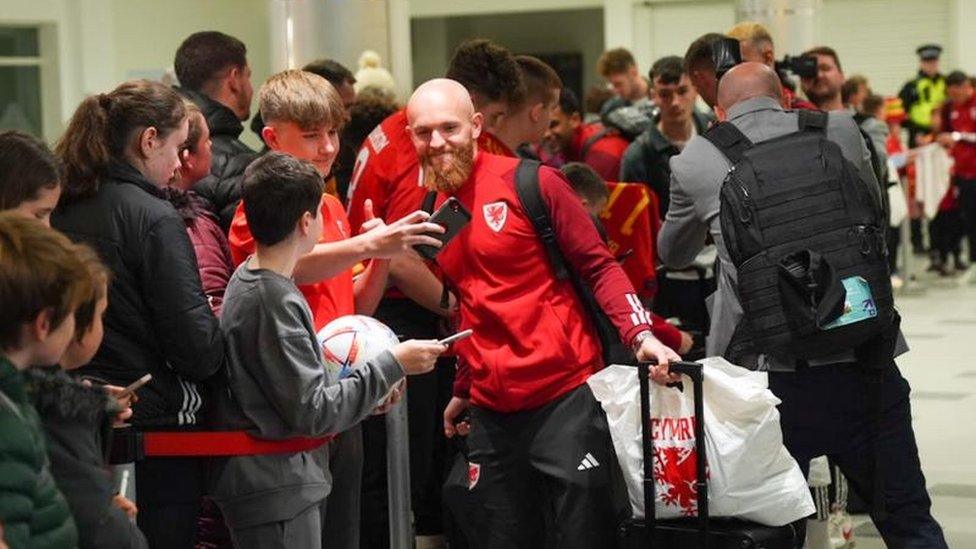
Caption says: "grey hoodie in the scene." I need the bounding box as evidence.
[210,262,404,529]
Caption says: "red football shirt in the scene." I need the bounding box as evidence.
[943,95,976,178]
[435,152,653,413]
[228,194,355,330]
[570,123,629,181]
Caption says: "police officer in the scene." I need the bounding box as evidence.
[899,44,947,147]
[899,44,947,253]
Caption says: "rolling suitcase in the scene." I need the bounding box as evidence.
[617,361,801,549]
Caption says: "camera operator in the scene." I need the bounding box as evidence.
[727,21,817,110]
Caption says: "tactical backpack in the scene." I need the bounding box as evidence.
[703,110,894,362]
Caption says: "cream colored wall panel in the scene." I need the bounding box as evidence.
[821,0,951,97]
[635,0,735,71]
[413,9,606,93]
[410,0,601,18]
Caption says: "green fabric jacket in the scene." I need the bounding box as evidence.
[0,357,78,549]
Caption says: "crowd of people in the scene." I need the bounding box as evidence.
[0,19,966,549]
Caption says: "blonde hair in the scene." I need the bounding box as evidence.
[259,69,347,130]
[727,21,774,49]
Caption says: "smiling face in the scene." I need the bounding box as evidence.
[408,80,483,193]
[263,121,340,177]
[542,104,581,156]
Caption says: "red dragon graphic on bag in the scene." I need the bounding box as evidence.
[650,417,709,517]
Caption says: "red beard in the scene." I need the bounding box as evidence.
[420,141,475,193]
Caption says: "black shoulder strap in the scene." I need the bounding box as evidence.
[421,190,437,214]
[580,128,609,160]
[798,109,828,132]
[514,159,570,280]
[702,121,753,164]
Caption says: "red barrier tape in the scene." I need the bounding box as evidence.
[142,431,334,457]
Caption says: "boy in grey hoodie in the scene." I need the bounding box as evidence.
[210,152,445,548]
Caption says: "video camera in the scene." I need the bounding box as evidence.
[776,54,818,79]
[712,37,742,80]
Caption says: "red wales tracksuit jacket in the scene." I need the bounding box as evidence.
[437,152,654,413]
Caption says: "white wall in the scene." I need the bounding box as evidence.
[820,0,952,96]
[3,0,976,142]
[0,0,271,146]
[632,0,735,73]
[411,9,605,93]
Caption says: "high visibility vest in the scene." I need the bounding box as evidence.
[908,75,947,131]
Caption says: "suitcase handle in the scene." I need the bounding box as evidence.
[636,361,710,548]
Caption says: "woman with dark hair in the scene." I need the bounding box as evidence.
[51,79,225,548]
[167,101,234,316]
[0,130,62,225]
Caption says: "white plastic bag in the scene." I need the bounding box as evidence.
[587,357,814,527]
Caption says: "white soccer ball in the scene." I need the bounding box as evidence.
[317,315,400,379]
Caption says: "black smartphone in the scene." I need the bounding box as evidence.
[414,197,471,260]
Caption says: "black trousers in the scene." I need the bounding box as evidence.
[136,456,205,548]
[769,364,947,549]
[929,209,964,262]
[957,177,976,262]
[360,298,454,548]
[465,384,628,549]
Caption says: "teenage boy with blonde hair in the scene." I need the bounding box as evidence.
[229,69,441,328]
[226,69,443,548]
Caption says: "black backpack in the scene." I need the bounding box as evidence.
[513,159,635,366]
[703,110,894,362]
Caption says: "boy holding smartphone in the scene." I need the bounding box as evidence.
[211,153,446,548]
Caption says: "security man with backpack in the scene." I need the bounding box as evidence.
[659,63,947,547]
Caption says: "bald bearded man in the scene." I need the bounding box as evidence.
[406,78,679,547]
[659,63,946,548]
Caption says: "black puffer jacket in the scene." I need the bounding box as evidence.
[619,109,713,218]
[177,87,257,232]
[27,369,148,549]
[51,162,225,428]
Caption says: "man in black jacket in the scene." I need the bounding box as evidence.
[175,31,258,231]
[620,55,713,218]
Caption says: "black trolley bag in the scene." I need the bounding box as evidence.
[617,361,800,548]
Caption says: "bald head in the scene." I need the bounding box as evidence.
[406,78,483,192]
[407,78,475,125]
[717,62,783,110]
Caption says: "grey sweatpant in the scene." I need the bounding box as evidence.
[230,503,320,548]
[319,423,363,549]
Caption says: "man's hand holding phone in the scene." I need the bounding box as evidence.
[414,197,471,260]
[361,208,446,259]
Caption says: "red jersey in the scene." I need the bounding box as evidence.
[228,194,355,330]
[436,153,653,413]
[943,95,976,178]
[570,123,629,182]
